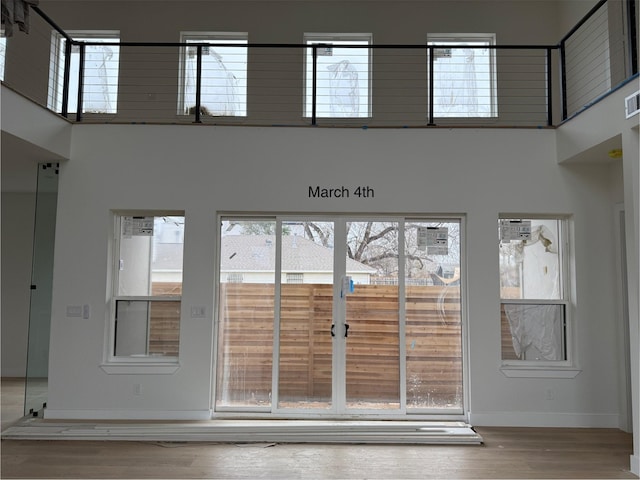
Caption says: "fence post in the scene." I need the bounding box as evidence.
[194,44,203,123]
[427,45,435,126]
[61,39,72,118]
[76,43,85,122]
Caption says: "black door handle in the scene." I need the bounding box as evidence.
[331,324,335,337]
[344,323,350,338]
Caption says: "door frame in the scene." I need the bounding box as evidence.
[213,212,470,421]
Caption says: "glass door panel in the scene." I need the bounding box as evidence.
[345,221,401,411]
[215,219,276,409]
[277,221,334,410]
[25,163,59,416]
[405,220,463,411]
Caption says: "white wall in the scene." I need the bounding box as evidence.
[1,192,35,377]
[39,122,623,427]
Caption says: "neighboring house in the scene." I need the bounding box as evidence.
[219,235,375,284]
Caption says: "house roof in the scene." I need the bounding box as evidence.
[151,235,376,274]
[221,235,375,273]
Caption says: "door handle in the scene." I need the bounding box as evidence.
[331,324,335,337]
[344,323,350,338]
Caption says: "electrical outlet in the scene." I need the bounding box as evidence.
[133,383,142,396]
[545,387,555,400]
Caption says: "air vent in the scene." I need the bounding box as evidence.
[625,91,640,118]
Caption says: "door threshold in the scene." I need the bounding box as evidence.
[2,417,483,444]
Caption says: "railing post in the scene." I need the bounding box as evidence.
[427,45,435,126]
[627,0,638,75]
[194,44,203,123]
[546,48,553,126]
[76,43,85,122]
[312,45,318,126]
[559,40,568,121]
[61,39,72,118]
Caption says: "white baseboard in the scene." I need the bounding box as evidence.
[44,409,212,421]
[469,411,619,428]
[631,454,639,476]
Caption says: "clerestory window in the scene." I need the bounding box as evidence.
[304,33,372,119]
[48,31,120,114]
[179,32,248,117]
[428,34,497,118]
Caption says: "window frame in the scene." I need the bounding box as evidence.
[103,212,185,371]
[497,215,579,377]
[178,31,248,117]
[303,32,373,120]
[47,30,120,115]
[427,33,498,119]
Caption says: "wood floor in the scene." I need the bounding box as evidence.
[1,378,637,479]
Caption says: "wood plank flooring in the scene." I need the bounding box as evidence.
[1,378,636,479]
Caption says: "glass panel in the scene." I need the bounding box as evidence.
[184,39,248,116]
[345,221,400,410]
[499,219,561,300]
[501,303,566,361]
[114,300,181,356]
[405,220,463,410]
[216,220,276,408]
[25,163,58,416]
[429,39,494,117]
[305,38,370,118]
[278,221,334,409]
[118,216,184,297]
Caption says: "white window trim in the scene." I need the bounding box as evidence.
[103,212,184,373]
[303,32,373,120]
[48,30,120,114]
[427,33,498,119]
[178,31,248,117]
[498,215,579,377]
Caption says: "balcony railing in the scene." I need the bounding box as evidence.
[0,0,636,128]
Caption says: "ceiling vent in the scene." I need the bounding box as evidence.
[625,91,640,118]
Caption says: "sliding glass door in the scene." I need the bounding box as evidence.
[215,216,464,417]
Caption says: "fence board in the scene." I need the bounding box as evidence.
[215,283,463,406]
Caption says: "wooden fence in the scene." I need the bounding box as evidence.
[216,283,463,409]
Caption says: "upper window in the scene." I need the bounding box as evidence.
[304,33,371,118]
[0,31,6,81]
[48,31,120,114]
[179,32,248,117]
[499,217,570,363]
[428,34,496,118]
[111,214,185,359]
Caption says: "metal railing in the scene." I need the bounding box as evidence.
[559,0,638,120]
[0,0,636,128]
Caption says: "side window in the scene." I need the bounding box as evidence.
[499,217,570,363]
[48,31,120,114]
[304,33,372,118]
[179,32,248,117]
[112,214,184,358]
[428,34,497,118]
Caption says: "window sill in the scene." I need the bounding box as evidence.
[500,366,581,378]
[100,362,180,375]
